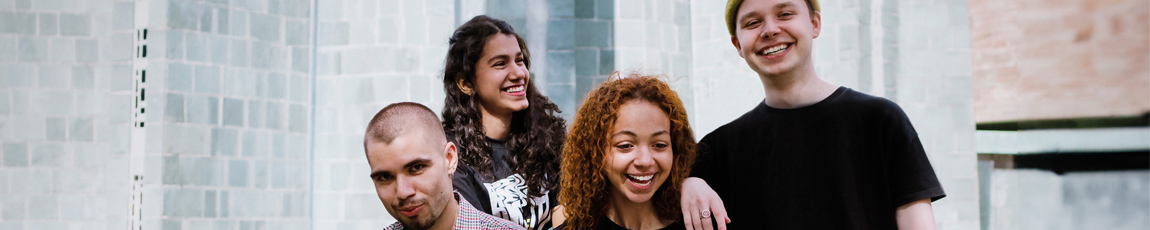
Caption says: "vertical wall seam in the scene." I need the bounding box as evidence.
[309,0,319,229]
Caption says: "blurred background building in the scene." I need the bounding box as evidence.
[0,0,1144,230]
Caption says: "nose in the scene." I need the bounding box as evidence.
[760,21,781,38]
[509,64,528,81]
[633,146,656,168]
[394,176,416,200]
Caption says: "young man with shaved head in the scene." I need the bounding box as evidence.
[363,102,524,230]
[678,0,946,229]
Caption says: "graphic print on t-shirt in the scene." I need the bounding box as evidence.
[484,174,551,230]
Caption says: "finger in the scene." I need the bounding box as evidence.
[700,205,714,230]
[690,204,705,230]
[712,199,730,230]
[682,200,695,230]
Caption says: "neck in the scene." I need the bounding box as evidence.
[758,63,838,109]
[605,192,670,230]
[425,195,461,230]
[478,106,513,140]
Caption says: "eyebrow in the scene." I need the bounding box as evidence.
[369,157,433,179]
[738,2,798,24]
[610,130,670,139]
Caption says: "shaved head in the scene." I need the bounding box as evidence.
[364,102,446,154]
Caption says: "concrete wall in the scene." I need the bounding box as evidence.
[0,0,132,229]
[147,0,314,229]
[985,169,1149,230]
[969,0,1150,123]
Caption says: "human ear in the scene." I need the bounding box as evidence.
[731,35,745,58]
[444,142,459,175]
[810,11,821,38]
[456,78,473,96]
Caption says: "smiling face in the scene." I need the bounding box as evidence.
[366,130,458,229]
[467,33,531,117]
[731,0,821,77]
[604,100,674,205]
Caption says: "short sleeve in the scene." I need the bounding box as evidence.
[882,103,947,207]
[453,164,491,213]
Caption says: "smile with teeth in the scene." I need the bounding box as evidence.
[761,44,790,55]
[503,85,524,93]
[626,174,655,186]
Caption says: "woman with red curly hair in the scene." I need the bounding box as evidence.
[556,74,696,230]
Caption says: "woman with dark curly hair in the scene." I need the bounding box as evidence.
[441,15,567,230]
[557,74,696,230]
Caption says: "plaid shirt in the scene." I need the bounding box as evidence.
[384,191,525,230]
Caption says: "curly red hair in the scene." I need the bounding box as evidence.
[559,73,696,230]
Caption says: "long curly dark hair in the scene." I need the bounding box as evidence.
[559,73,696,230]
[441,15,566,199]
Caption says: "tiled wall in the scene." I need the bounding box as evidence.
[0,0,132,229]
[146,0,314,229]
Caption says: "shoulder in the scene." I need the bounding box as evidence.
[701,102,764,143]
[833,88,909,119]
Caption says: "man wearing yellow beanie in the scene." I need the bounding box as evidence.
[679,0,946,229]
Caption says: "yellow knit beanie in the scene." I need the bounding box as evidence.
[725,0,821,35]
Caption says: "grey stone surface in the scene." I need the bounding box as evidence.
[30,143,64,167]
[114,2,133,30]
[285,20,308,46]
[38,13,57,35]
[168,62,193,91]
[212,128,239,157]
[185,32,209,62]
[547,19,574,50]
[0,11,35,34]
[0,35,15,61]
[250,13,281,42]
[18,37,48,62]
[48,38,74,62]
[2,143,28,167]
[59,13,90,36]
[319,22,348,46]
[229,160,248,187]
[69,118,92,141]
[166,93,185,122]
[45,116,65,141]
[186,95,219,125]
[38,64,69,88]
[222,98,244,127]
[195,65,220,93]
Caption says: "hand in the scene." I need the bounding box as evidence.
[680,177,730,230]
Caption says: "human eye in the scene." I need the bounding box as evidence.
[653,142,670,151]
[615,143,635,152]
[744,20,761,29]
[779,12,795,19]
[374,174,395,182]
[493,61,506,67]
[409,164,427,174]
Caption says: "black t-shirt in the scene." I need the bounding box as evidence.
[554,216,687,230]
[691,87,946,229]
[451,136,558,230]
